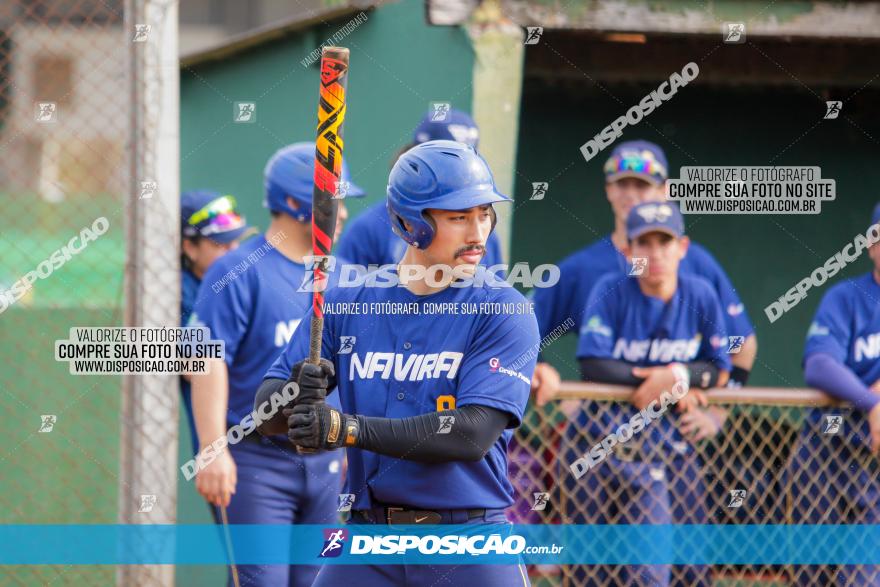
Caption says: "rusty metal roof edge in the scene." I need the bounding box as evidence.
[179,3,376,69]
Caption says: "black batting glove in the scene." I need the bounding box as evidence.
[285,403,359,451]
[287,358,336,406]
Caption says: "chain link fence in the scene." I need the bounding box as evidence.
[510,382,874,586]
[0,1,179,585]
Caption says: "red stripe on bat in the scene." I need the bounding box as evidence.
[314,160,340,192]
[312,225,332,252]
[313,293,324,319]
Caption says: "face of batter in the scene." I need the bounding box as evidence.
[628,231,689,289]
[606,178,666,224]
[422,204,493,275]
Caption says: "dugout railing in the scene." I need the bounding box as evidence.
[511,380,872,586]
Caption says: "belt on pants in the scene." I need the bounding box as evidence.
[352,505,491,525]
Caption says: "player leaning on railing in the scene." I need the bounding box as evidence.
[788,202,880,586]
[561,201,731,587]
[531,141,756,402]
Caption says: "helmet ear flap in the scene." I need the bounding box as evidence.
[390,210,415,245]
[420,210,436,242]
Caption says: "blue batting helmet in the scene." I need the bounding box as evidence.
[386,140,511,249]
[263,142,365,222]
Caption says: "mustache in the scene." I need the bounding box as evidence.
[455,245,485,258]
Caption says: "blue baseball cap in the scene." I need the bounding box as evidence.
[872,202,880,226]
[413,108,479,147]
[627,202,685,240]
[604,140,669,185]
[181,190,254,244]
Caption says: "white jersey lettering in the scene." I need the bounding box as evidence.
[348,352,463,381]
[274,319,302,347]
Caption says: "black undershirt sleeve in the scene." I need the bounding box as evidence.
[579,358,641,385]
[686,360,722,389]
[355,404,510,464]
[579,357,722,389]
[254,377,290,436]
[255,377,512,464]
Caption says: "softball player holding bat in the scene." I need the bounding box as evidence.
[788,203,880,585]
[256,140,538,586]
[335,108,503,267]
[562,201,731,587]
[532,140,756,402]
[180,190,254,455]
[189,143,364,587]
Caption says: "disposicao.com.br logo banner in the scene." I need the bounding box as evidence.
[5,525,880,565]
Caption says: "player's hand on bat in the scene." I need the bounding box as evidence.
[285,403,355,451]
[288,358,336,405]
[679,406,726,442]
[195,450,237,508]
[630,366,677,410]
[531,362,561,407]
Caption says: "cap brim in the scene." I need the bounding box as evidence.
[345,182,366,198]
[207,225,257,244]
[628,225,681,240]
[424,186,512,211]
[607,171,663,186]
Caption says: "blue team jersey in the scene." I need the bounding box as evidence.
[804,272,880,386]
[265,272,539,510]
[190,234,343,433]
[533,235,753,341]
[575,273,731,456]
[181,268,200,451]
[336,200,504,267]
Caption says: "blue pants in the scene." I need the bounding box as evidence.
[788,410,880,586]
[560,450,710,587]
[214,438,342,587]
[311,509,530,587]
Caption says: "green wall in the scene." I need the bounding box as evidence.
[512,82,880,386]
[180,0,476,232]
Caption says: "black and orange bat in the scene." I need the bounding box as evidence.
[308,46,349,367]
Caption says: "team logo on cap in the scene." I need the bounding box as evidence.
[636,203,673,223]
[319,529,348,558]
[447,124,479,146]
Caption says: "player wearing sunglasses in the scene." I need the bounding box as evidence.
[180,190,255,454]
